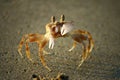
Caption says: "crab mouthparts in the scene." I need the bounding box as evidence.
[49,37,54,49]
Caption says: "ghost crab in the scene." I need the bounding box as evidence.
[18,15,94,71]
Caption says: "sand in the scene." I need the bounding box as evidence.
[0,0,120,80]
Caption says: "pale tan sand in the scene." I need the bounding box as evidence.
[0,0,120,80]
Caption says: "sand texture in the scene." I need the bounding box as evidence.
[0,0,120,80]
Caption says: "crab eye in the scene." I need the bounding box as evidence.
[52,26,58,33]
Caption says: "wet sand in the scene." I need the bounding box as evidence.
[0,0,120,80]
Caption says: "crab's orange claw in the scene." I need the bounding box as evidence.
[49,36,55,49]
[61,22,74,35]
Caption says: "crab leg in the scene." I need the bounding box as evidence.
[68,41,77,52]
[25,39,33,62]
[77,42,88,68]
[18,36,25,58]
[24,34,39,63]
[38,40,51,71]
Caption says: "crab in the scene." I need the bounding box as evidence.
[18,15,94,71]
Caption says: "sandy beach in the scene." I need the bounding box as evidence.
[0,0,120,80]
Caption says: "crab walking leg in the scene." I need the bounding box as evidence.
[78,30,94,66]
[77,42,88,68]
[18,36,25,58]
[38,40,51,71]
[87,32,94,54]
[77,30,94,54]
[68,41,77,52]
[18,34,39,58]
[25,39,33,62]
[68,29,94,68]
[43,50,51,55]
[39,49,51,71]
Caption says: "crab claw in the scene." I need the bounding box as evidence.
[61,22,74,35]
[49,36,55,49]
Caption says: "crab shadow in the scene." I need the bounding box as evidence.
[32,74,69,80]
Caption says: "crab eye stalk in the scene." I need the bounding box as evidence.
[51,16,55,23]
[60,14,65,22]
